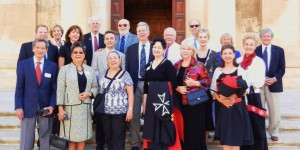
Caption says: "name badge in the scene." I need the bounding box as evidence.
[45,73,51,78]
[85,72,91,75]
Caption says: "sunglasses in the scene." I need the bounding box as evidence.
[190,24,200,28]
[73,51,84,54]
[118,24,128,27]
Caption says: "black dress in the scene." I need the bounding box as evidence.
[214,70,254,146]
[177,66,207,150]
[143,59,177,150]
[59,42,73,65]
[196,50,215,131]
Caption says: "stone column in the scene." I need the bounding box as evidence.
[0,0,37,88]
[61,0,91,34]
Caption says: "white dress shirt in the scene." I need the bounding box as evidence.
[262,44,272,71]
[91,32,99,53]
[138,41,151,78]
[33,56,45,73]
[166,42,182,64]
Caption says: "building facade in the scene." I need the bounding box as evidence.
[0,0,299,88]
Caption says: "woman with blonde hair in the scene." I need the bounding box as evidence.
[174,39,211,150]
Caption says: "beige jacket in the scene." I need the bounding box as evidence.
[57,63,98,105]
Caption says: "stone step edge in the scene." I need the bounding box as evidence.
[1,112,300,119]
[1,124,300,132]
[1,139,300,147]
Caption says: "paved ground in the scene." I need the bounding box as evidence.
[1,88,300,150]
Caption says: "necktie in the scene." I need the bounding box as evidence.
[263,47,268,75]
[194,37,198,49]
[94,36,99,52]
[164,46,169,58]
[120,36,125,53]
[36,61,42,85]
[140,44,146,79]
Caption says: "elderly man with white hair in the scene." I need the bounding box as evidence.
[83,16,106,66]
[115,19,138,54]
[163,27,181,64]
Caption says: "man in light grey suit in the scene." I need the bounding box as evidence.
[92,30,126,72]
[115,19,138,54]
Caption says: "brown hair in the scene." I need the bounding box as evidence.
[220,44,239,67]
[35,24,48,33]
[65,25,83,43]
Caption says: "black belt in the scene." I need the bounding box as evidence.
[138,78,145,81]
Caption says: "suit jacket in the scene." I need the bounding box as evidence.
[115,32,139,53]
[57,63,98,105]
[83,33,106,66]
[255,44,285,92]
[17,41,59,65]
[91,49,126,72]
[15,58,58,118]
[126,42,154,91]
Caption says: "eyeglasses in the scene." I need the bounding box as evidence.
[190,24,200,28]
[118,24,128,27]
[73,51,84,54]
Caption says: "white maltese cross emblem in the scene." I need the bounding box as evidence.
[153,93,170,116]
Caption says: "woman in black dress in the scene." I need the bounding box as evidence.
[174,39,211,150]
[196,29,218,133]
[211,44,253,150]
[142,37,178,150]
[58,25,84,69]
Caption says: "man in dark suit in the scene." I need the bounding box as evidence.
[115,19,138,54]
[83,16,106,66]
[126,22,154,150]
[15,38,58,150]
[17,24,59,64]
[255,28,285,141]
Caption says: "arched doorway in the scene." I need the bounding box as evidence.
[111,0,185,43]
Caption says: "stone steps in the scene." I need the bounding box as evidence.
[1,128,300,147]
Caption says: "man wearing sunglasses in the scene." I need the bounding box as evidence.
[115,19,138,54]
[186,19,201,50]
[83,16,106,66]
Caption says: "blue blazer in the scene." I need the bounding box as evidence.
[255,44,285,92]
[83,33,106,66]
[115,32,139,53]
[17,41,59,65]
[125,43,154,91]
[15,58,58,118]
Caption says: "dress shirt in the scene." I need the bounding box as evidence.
[166,42,181,64]
[138,41,151,79]
[91,32,99,53]
[33,56,45,73]
[119,33,129,48]
[186,36,199,50]
[262,44,271,71]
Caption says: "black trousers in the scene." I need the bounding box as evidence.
[100,113,127,150]
[95,115,106,150]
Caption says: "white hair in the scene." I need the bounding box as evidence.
[88,16,101,25]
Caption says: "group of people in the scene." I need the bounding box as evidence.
[15,16,285,150]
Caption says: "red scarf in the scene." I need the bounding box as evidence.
[241,53,256,70]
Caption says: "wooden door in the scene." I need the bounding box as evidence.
[111,0,185,43]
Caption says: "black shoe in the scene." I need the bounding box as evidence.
[131,146,140,150]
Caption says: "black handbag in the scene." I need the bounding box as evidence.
[93,69,123,114]
[186,89,209,106]
[50,121,68,150]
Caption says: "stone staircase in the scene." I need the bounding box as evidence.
[1,89,300,150]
